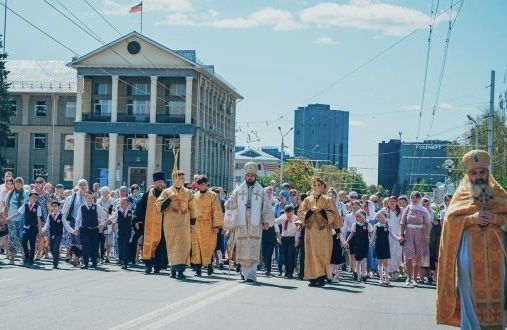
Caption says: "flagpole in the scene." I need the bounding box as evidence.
[140,1,143,33]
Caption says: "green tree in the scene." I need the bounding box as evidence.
[315,165,368,194]
[406,178,432,196]
[0,38,14,173]
[256,176,273,188]
[447,109,507,188]
[271,158,315,193]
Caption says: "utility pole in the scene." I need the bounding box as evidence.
[278,126,293,187]
[488,70,495,173]
[467,115,479,148]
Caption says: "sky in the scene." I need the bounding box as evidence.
[4,0,507,184]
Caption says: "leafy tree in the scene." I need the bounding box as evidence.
[0,38,14,174]
[271,158,315,193]
[256,176,273,188]
[406,178,432,196]
[447,108,507,188]
[312,165,368,194]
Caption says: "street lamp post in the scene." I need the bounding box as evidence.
[467,115,479,148]
[278,126,293,188]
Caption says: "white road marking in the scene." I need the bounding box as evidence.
[111,281,245,330]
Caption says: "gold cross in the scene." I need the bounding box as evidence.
[237,191,247,200]
[253,191,263,201]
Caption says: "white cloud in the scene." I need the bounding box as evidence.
[401,105,420,111]
[154,1,439,35]
[105,0,193,16]
[160,7,302,31]
[350,120,367,127]
[315,36,337,45]
[438,103,456,111]
[300,1,437,36]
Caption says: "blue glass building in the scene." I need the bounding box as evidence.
[293,104,349,169]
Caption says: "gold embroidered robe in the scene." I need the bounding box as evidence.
[436,175,507,327]
[191,190,224,265]
[297,193,342,280]
[156,186,197,265]
[142,188,164,260]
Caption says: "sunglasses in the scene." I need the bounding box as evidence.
[35,181,43,184]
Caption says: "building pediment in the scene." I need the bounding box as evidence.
[68,31,196,68]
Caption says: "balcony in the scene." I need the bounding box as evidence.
[82,113,111,122]
[156,114,185,123]
[117,113,149,123]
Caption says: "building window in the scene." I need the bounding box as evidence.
[96,168,108,187]
[258,164,262,170]
[32,165,48,181]
[9,100,17,115]
[164,137,180,151]
[2,163,14,175]
[63,165,73,182]
[64,135,74,150]
[94,83,111,95]
[94,100,111,116]
[66,101,76,118]
[33,133,46,149]
[169,83,186,97]
[95,136,109,150]
[6,133,15,149]
[127,83,149,96]
[164,100,185,115]
[127,100,150,118]
[35,101,47,117]
[127,138,148,151]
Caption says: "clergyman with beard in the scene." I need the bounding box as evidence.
[436,150,507,329]
[224,162,274,283]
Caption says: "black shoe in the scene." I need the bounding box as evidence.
[265,270,271,276]
[235,264,240,273]
[195,270,202,277]
[353,272,358,281]
[308,281,319,287]
[207,265,213,276]
[153,268,160,274]
[81,265,88,269]
[245,279,254,283]
[104,258,110,264]
[219,263,224,270]
[177,272,186,279]
[144,267,153,275]
[361,276,367,282]
[287,274,294,279]
[52,265,58,269]
[91,264,97,269]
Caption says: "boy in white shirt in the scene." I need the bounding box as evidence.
[275,205,299,279]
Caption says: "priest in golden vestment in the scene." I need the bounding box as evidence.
[437,150,507,329]
[296,177,342,287]
[224,162,274,283]
[191,175,224,277]
[156,171,197,279]
[137,171,168,275]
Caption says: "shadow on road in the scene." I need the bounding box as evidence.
[322,285,363,294]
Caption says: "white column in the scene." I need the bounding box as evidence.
[111,75,118,122]
[179,134,192,177]
[73,132,86,184]
[147,134,157,185]
[75,75,84,122]
[185,76,193,124]
[107,133,118,189]
[150,76,157,123]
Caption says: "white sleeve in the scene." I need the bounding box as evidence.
[36,206,42,217]
[75,207,82,230]
[17,205,25,215]
[42,216,50,232]
[350,223,356,233]
[62,216,74,233]
[439,210,446,221]
[96,205,108,222]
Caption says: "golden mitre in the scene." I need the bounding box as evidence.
[244,162,258,175]
[462,149,490,172]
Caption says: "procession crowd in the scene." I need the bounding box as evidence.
[1,149,505,329]
[0,167,447,289]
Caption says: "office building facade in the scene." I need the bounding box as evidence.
[378,139,450,194]
[293,103,349,168]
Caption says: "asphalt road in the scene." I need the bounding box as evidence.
[0,257,451,330]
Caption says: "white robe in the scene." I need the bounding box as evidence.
[224,181,274,280]
[386,209,403,273]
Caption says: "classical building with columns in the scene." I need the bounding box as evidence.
[68,31,242,190]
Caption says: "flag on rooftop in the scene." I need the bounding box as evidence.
[129,2,142,14]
